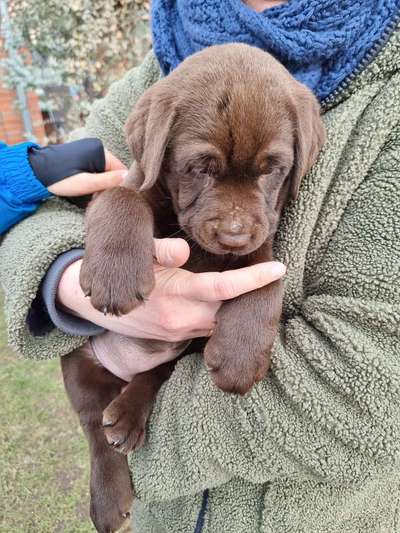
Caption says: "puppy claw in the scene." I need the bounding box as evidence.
[102,306,108,316]
[110,435,126,447]
[122,512,130,519]
[135,292,145,303]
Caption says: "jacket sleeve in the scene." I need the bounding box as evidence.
[0,141,52,234]
[130,131,400,502]
[0,138,107,235]
[0,198,88,359]
[0,52,161,360]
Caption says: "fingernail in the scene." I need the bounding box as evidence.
[120,170,129,179]
[267,262,287,278]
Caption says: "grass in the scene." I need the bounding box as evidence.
[0,295,95,532]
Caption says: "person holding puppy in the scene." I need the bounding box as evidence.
[1,0,400,532]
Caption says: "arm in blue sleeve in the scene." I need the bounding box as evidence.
[0,141,52,234]
[0,138,105,235]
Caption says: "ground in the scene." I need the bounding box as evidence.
[0,295,94,532]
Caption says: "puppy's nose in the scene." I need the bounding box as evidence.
[227,221,244,234]
[216,219,251,248]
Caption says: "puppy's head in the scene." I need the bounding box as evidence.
[126,44,325,256]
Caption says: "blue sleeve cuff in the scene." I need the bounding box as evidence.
[41,249,105,337]
[0,141,52,203]
[0,141,53,234]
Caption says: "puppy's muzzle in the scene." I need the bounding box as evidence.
[217,230,252,249]
[210,217,253,249]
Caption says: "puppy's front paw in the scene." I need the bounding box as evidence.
[102,396,152,455]
[80,244,155,316]
[204,334,271,395]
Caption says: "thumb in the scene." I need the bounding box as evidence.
[154,238,190,268]
[48,169,128,196]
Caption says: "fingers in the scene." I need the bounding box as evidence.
[127,290,219,341]
[104,149,128,171]
[48,149,127,196]
[153,238,190,268]
[175,261,286,301]
[48,170,128,196]
[189,328,215,339]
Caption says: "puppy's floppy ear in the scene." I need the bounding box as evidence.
[289,85,326,201]
[125,86,177,191]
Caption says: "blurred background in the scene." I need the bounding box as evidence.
[0,0,151,144]
[0,1,150,530]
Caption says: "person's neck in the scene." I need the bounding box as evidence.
[245,0,286,13]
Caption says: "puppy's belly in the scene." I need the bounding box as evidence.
[90,331,189,382]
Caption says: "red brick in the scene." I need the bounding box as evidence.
[7,136,25,144]
[4,125,24,134]
[0,48,45,144]
[27,91,39,100]
[2,110,22,120]
[3,116,23,126]
[0,91,17,102]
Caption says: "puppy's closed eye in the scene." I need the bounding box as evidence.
[259,156,285,176]
[176,150,222,210]
[184,157,218,179]
[178,167,215,209]
[257,150,292,180]
[174,142,226,176]
[184,153,223,180]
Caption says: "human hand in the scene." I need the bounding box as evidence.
[47,150,128,196]
[57,238,286,342]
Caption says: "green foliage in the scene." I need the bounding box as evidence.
[4,0,151,126]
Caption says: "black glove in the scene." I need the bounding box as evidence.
[29,138,106,187]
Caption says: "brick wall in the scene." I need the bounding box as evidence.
[0,45,46,145]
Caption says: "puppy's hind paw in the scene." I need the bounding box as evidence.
[102,398,149,455]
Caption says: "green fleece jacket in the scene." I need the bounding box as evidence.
[1,26,400,532]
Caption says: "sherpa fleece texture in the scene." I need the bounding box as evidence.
[1,29,400,533]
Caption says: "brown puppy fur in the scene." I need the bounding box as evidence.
[61,43,325,532]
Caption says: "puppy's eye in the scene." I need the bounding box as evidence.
[186,155,220,177]
[187,166,209,180]
[196,169,210,178]
[189,169,214,188]
[259,155,283,175]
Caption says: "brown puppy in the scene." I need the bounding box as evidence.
[61,43,325,532]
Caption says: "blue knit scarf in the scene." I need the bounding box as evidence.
[151,0,400,101]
